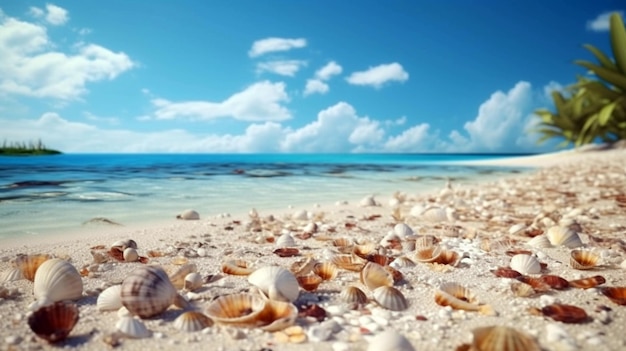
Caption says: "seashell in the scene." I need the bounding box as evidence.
[481,238,517,252]
[292,209,309,220]
[290,257,317,276]
[509,254,541,275]
[276,233,296,248]
[174,311,213,332]
[508,223,527,236]
[205,293,266,326]
[14,254,52,281]
[418,206,449,222]
[570,249,600,270]
[108,247,125,261]
[546,226,582,248]
[540,304,589,323]
[33,259,83,307]
[385,265,403,284]
[380,232,402,249]
[434,282,495,315]
[332,237,353,247]
[312,262,338,281]
[248,266,299,302]
[222,259,253,276]
[111,239,137,250]
[171,256,189,265]
[28,301,79,343]
[510,282,536,297]
[273,247,300,257]
[360,262,393,291]
[366,329,415,351]
[433,250,461,266]
[540,275,569,290]
[169,263,198,289]
[340,286,368,306]
[372,286,408,311]
[331,254,366,272]
[296,274,323,292]
[389,256,415,269]
[303,222,318,233]
[183,273,203,291]
[121,266,180,318]
[490,267,522,279]
[414,235,438,249]
[393,223,414,239]
[123,248,139,262]
[599,286,626,305]
[515,276,550,292]
[97,285,123,311]
[366,253,391,266]
[568,275,606,289]
[359,195,377,207]
[415,245,442,263]
[0,267,24,282]
[527,235,553,249]
[115,316,152,338]
[505,249,533,257]
[353,243,377,259]
[470,325,539,351]
[257,299,299,332]
[176,209,200,220]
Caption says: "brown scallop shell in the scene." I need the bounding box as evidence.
[570,249,600,270]
[471,325,540,351]
[540,304,590,323]
[434,282,495,316]
[384,265,404,284]
[312,262,338,281]
[273,248,300,258]
[433,250,461,266]
[296,274,323,292]
[332,237,353,247]
[205,293,266,326]
[257,299,299,332]
[331,254,366,272]
[540,275,569,290]
[600,286,626,305]
[339,286,368,306]
[366,253,391,266]
[568,275,606,289]
[14,254,52,281]
[516,276,551,292]
[28,301,79,343]
[415,245,442,263]
[491,267,522,279]
[353,243,377,259]
[222,259,254,276]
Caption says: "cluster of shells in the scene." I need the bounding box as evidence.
[1,151,626,350]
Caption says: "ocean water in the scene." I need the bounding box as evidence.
[0,154,532,239]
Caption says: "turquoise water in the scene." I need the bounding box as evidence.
[0,154,531,238]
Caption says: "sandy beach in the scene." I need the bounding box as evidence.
[1,148,626,351]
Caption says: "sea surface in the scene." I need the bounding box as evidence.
[0,153,533,239]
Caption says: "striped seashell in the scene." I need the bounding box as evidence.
[418,206,449,222]
[433,250,461,266]
[312,262,338,281]
[276,233,296,248]
[28,301,79,343]
[372,286,408,311]
[222,259,254,276]
[0,267,24,282]
[168,263,197,289]
[257,299,299,332]
[526,235,553,249]
[366,330,415,351]
[296,274,323,292]
[600,286,626,305]
[248,266,299,302]
[546,226,583,248]
[435,282,495,316]
[120,266,180,318]
[415,245,443,263]
[360,262,393,291]
[14,254,51,281]
[353,243,377,259]
[515,276,551,292]
[339,286,368,306]
[568,275,606,289]
[331,254,366,272]
[389,256,415,269]
[332,237,353,247]
[115,316,152,338]
[470,326,539,351]
[414,235,439,249]
[97,285,123,311]
[570,249,600,270]
[173,311,213,332]
[509,254,541,275]
[205,293,266,326]
[33,259,83,308]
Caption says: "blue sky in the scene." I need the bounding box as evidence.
[0,1,623,153]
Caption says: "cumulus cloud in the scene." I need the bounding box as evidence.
[587,11,623,31]
[346,63,409,88]
[256,60,307,76]
[315,61,342,80]
[28,4,69,26]
[303,79,329,96]
[0,14,134,100]
[248,37,306,57]
[151,81,291,122]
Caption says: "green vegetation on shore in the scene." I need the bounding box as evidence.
[0,139,62,156]
[535,12,626,147]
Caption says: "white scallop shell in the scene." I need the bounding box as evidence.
[0,268,24,282]
[372,286,408,311]
[177,209,199,220]
[120,266,179,318]
[97,285,123,311]
[393,223,414,239]
[509,254,541,275]
[546,226,583,248]
[367,330,415,351]
[115,316,151,338]
[123,248,139,262]
[248,266,299,302]
[183,273,203,291]
[33,259,83,306]
[527,235,553,249]
[276,233,296,248]
[173,311,213,332]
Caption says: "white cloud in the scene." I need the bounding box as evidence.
[256,60,307,76]
[0,15,134,100]
[151,81,291,122]
[28,7,45,18]
[346,63,409,88]
[45,4,69,26]
[303,79,329,96]
[315,61,342,80]
[543,80,564,101]
[248,37,306,57]
[587,11,623,32]
[383,124,436,152]
[84,111,119,125]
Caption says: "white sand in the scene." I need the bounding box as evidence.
[1,148,625,351]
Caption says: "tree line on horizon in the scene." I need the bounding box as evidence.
[0,139,61,155]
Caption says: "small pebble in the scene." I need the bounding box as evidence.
[5,336,21,345]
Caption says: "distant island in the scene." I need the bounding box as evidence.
[0,140,62,156]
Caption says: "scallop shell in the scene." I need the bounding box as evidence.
[205,293,266,326]
[510,282,536,297]
[600,286,626,305]
[97,285,123,311]
[257,299,299,332]
[339,286,368,306]
[393,223,414,239]
[434,282,495,315]
[183,272,203,291]
[568,275,606,289]
[33,259,83,307]
[313,262,338,281]
[360,262,393,291]
[470,325,539,351]
[389,256,415,269]
[331,254,366,272]
[0,267,24,282]
[290,257,317,276]
[14,254,52,281]
[123,248,139,262]
[222,259,254,276]
[276,233,296,248]
[169,263,198,289]
[115,316,152,338]
[508,223,527,236]
[28,301,79,343]
[248,266,299,302]
[433,250,461,266]
[527,235,553,249]
[173,311,213,332]
[509,254,541,275]
[353,243,377,259]
[176,209,200,220]
[273,247,300,257]
[414,235,438,249]
[120,266,179,318]
[570,249,600,270]
[372,286,408,311]
[546,226,582,248]
[540,303,589,323]
[366,330,415,351]
[332,237,353,247]
[296,274,323,292]
[415,245,443,263]
[418,206,449,222]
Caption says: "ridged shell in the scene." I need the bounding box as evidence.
[389,256,415,269]
[415,245,443,263]
[0,267,24,282]
[120,266,178,318]
[527,235,553,249]
[276,233,296,248]
[418,206,449,222]
[509,254,541,275]
[568,275,606,289]
[15,254,51,281]
[331,254,365,272]
[174,311,213,332]
[470,325,539,351]
[290,257,317,276]
[353,243,377,259]
[491,267,522,279]
[600,286,626,305]
[296,274,323,291]
[510,282,536,297]
[123,248,139,262]
[540,275,569,290]
[372,286,408,311]
[169,263,197,289]
[332,237,353,247]
[28,301,79,343]
[183,272,204,291]
[435,283,495,315]
[257,299,298,332]
[248,266,299,302]
[414,235,438,249]
[340,286,368,306]
[366,330,415,351]
[433,250,460,266]
[313,262,338,281]
[33,259,83,306]
[540,304,589,323]
[115,316,152,338]
[97,285,123,311]
[176,209,199,220]
[570,249,600,270]
[205,293,266,326]
[360,262,393,291]
[393,223,414,239]
[546,226,582,248]
[222,259,254,276]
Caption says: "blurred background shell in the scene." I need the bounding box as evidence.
[14,254,52,281]
[470,325,539,351]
